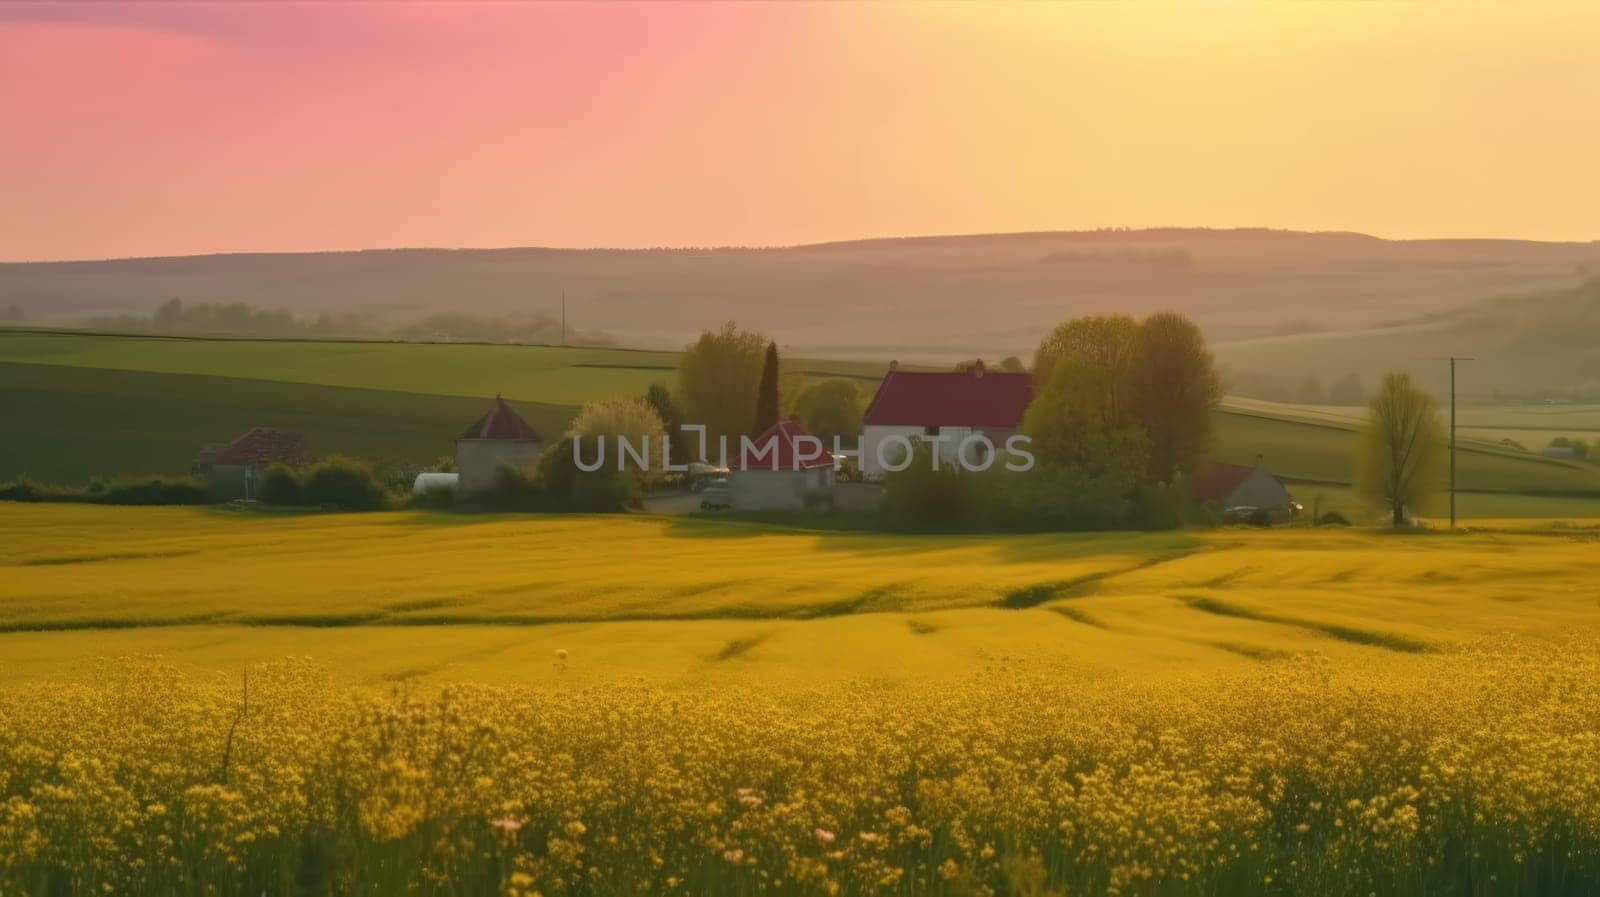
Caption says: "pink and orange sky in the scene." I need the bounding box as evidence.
[3,1,1599,261]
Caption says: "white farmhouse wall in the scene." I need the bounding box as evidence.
[731,467,835,512]
[860,425,1016,479]
[860,425,924,479]
[456,439,542,494]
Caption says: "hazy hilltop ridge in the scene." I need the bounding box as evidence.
[3,228,1597,391]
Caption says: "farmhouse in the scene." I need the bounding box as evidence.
[456,396,543,494]
[860,361,1034,478]
[731,420,835,511]
[194,427,309,500]
[1188,460,1294,516]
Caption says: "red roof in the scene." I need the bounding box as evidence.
[216,427,308,466]
[738,421,834,471]
[459,397,542,441]
[1187,462,1257,502]
[863,369,1034,428]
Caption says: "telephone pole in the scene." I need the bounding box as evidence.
[560,290,567,347]
[1448,356,1474,529]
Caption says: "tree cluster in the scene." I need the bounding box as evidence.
[885,311,1219,532]
[1028,312,1220,479]
[674,323,867,460]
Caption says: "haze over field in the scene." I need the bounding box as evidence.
[5,229,1599,399]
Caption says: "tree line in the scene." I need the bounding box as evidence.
[78,299,613,345]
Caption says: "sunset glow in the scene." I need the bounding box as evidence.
[3,1,1598,260]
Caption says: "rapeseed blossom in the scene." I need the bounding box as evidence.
[3,640,1600,895]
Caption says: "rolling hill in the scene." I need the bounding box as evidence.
[6,229,1598,372]
[1214,276,1600,402]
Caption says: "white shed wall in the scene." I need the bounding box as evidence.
[731,467,835,512]
[456,439,542,494]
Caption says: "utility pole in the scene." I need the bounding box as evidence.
[1448,356,1474,529]
[560,290,567,346]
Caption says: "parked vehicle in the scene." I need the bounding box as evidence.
[689,466,731,492]
[698,477,732,510]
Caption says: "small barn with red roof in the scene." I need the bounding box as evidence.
[194,427,309,500]
[455,396,544,494]
[860,361,1033,477]
[1187,459,1294,517]
[730,420,836,511]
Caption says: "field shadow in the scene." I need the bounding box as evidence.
[997,544,1204,609]
[1047,605,1109,629]
[1178,594,1434,653]
[16,548,201,567]
[1201,639,1296,661]
[712,632,772,662]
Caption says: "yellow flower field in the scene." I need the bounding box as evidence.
[3,504,1600,895]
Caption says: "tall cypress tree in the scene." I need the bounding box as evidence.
[753,341,780,435]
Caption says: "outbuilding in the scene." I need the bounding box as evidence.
[1188,460,1294,517]
[456,396,543,494]
[730,420,835,512]
[195,427,309,500]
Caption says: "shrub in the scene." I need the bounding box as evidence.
[258,464,302,506]
[882,447,994,531]
[1246,507,1275,528]
[881,448,1193,534]
[480,466,546,512]
[411,483,458,510]
[1316,510,1351,527]
[0,474,208,505]
[531,437,639,513]
[0,476,51,502]
[1129,481,1188,530]
[299,456,393,511]
[1005,466,1117,532]
[568,466,641,512]
[569,397,667,483]
[97,475,209,505]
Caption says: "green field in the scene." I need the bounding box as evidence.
[0,329,886,405]
[4,331,1599,513]
[1225,396,1600,445]
[0,331,890,482]
[0,361,572,482]
[1213,402,1600,494]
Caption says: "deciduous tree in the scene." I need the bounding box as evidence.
[643,383,685,466]
[1356,371,1447,527]
[792,378,865,445]
[1131,312,1220,483]
[1031,314,1140,414]
[569,396,668,481]
[1021,355,1150,480]
[676,322,769,453]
